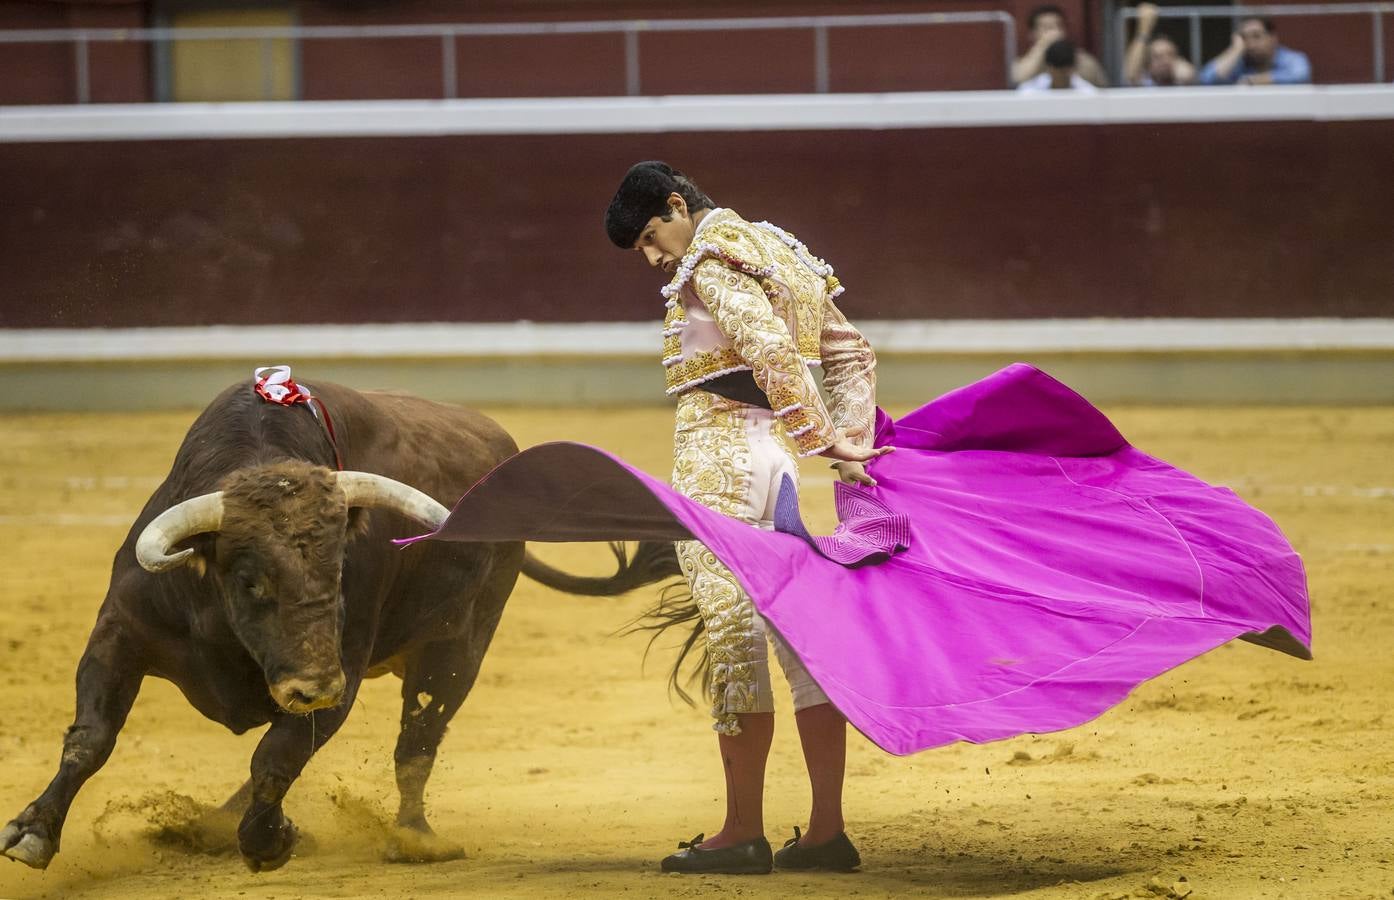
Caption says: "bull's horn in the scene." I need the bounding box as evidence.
[135,492,225,573]
[335,471,449,530]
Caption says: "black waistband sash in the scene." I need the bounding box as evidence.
[689,371,772,409]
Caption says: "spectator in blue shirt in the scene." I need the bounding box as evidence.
[1200,17,1312,85]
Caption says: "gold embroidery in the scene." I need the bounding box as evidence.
[657,217,880,731]
[664,347,749,392]
[671,391,762,734]
[661,302,687,366]
[660,211,875,456]
[688,258,837,456]
[661,211,829,394]
[820,297,878,449]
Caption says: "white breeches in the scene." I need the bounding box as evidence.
[671,389,830,735]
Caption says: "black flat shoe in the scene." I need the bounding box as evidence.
[660,832,773,875]
[773,826,861,872]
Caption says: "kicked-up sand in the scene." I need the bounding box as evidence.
[0,402,1390,900]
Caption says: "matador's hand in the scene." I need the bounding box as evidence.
[832,460,878,487]
[819,438,894,464]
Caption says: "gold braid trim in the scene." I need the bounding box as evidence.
[690,259,839,456]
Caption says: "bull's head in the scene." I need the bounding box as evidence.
[132,462,447,714]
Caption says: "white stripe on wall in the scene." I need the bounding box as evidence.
[2,86,1393,143]
[3,319,1392,362]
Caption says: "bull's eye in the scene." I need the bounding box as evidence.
[234,570,266,601]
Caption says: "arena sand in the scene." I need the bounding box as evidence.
[0,404,1390,900]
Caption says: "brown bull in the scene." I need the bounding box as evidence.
[0,378,675,872]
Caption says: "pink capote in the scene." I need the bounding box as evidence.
[408,365,1311,756]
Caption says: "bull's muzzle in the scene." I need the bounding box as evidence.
[269,670,347,714]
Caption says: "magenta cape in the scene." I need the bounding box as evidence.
[411,365,1310,756]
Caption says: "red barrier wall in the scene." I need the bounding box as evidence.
[293,0,1034,98]
[0,0,1081,105]
[2,120,1390,328]
[4,0,1384,104]
[0,0,150,104]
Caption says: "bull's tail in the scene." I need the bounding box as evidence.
[521,540,682,596]
[619,579,708,707]
[522,541,708,706]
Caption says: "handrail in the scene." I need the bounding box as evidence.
[0,12,1019,104]
[1114,2,1393,84]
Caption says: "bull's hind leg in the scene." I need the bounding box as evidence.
[1,616,144,869]
[238,678,360,872]
[388,546,519,863]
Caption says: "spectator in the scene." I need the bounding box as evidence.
[1200,16,1312,85]
[1125,3,1197,86]
[1013,4,1108,86]
[1017,40,1101,93]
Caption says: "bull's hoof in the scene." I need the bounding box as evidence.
[239,817,299,873]
[385,824,466,864]
[1,821,56,870]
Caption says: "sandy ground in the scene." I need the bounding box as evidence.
[0,401,1391,900]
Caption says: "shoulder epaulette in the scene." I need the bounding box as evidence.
[659,218,776,308]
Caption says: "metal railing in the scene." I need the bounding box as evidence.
[0,11,1018,105]
[1115,3,1392,84]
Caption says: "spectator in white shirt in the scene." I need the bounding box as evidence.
[1017,40,1100,93]
[1012,4,1108,86]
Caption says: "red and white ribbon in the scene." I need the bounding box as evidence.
[251,365,343,469]
[253,365,314,406]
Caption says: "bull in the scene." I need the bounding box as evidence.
[0,378,675,872]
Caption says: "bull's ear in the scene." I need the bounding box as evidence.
[346,507,373,540]
[186,533,216,578]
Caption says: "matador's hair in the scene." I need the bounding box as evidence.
[604,161,715,248]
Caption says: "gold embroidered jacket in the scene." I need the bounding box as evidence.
[660,209,877,457]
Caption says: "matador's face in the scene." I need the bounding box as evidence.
[633,192,696,276]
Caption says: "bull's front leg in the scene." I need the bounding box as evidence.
[238,677,360,872]
[1,617,145,869]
